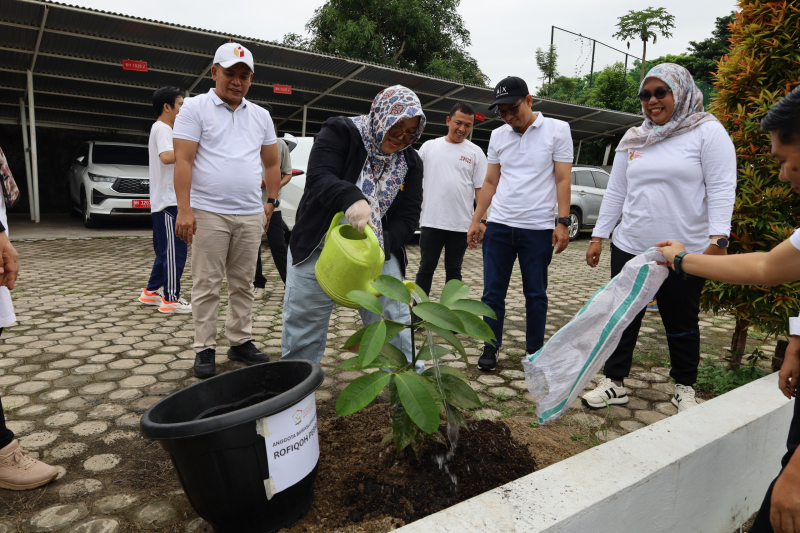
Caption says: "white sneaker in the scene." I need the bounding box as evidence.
[672,384,698,412]
[253,287,265,300]
[138,288,162,306]
[159,298,192,314]
[582,377,629,409]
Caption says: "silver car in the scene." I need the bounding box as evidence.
[565,166,611,241]
[68,141,150,228]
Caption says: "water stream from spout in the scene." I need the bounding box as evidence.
[410,290,459,485]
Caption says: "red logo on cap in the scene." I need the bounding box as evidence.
[234,46,245,58]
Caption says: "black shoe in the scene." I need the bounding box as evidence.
[194,349,216,379]
[477,345,498,372]
[228,340,269,366]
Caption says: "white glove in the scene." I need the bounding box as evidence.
[345,199,372,233]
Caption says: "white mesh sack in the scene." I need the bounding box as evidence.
[523,248,669,425]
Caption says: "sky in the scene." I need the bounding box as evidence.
[66,0,738,90]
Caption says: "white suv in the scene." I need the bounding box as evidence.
[551,166,612,241]
[68,141,150,228]
[279,135,314,231]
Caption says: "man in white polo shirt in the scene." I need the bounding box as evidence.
[173,42,281,379]
[467,76,573,372]
[415,102,487,298]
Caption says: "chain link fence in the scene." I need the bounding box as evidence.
[548,26,715,108]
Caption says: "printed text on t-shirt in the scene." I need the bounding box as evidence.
[459,156,472,164]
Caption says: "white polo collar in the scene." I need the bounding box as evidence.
[208,88,248,110]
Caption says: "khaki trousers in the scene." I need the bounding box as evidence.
[191,208,266,353]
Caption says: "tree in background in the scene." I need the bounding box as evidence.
[535,45,558,95]
[581,62,641,114]
[646,12,736,105]
[704,1,800,365]
[281,0,489,86]
[613,7,676,83]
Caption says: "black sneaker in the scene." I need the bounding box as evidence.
[228,340,269,366]
[477,345,498,372]
[194,349,216,379]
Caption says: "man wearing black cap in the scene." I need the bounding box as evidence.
[467,76,573,371]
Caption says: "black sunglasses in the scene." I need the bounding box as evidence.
[638,87,672,101]
[494,98,525,118]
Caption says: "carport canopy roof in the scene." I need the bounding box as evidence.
[0,0,644,149]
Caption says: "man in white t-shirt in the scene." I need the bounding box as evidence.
[467,76,573,372]
[173,43,282,379]
[657,86,800,533]
[414,102,487,297]
[138,86,191,314]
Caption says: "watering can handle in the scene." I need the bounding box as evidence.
[326,211,346,242]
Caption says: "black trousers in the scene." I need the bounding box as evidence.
[749,384,800,533]
[254,211,288,287]
[603,244,705,386]
[0,328,11,450]
[414,227,469,296]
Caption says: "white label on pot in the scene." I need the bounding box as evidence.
[261,392,319,495]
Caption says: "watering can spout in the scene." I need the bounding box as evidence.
[315,212,386,309]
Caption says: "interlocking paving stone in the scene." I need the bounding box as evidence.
[71,422,108,436]
[18,430,59,449]
[44,412,79,427]
[83,454,120,472]
[64,518,120,533]
[94,494,140,514]
[128,500,179,529]
[48,442,89,460]
[22,503,89,532]
[58,479,103,499]
[635,410,669,425]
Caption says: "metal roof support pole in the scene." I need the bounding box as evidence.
[589,40,596,88]
[575,140,582,164]
[301,105,307,137]
[30,6,49,72]
[18,98,34,221]
[603,143,612,166]
[26,70,40,223]
[469,129,473,141]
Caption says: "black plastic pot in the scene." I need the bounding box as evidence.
[140,360,324,533]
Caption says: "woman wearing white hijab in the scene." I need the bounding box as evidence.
[582,63,737,413]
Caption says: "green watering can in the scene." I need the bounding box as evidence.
[315,211,385,309]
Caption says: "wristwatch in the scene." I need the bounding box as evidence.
[711,237,729,248]
[556,216,571,227]
[480,219,487,225]
[266,198,280,208]
[673,251,689,278]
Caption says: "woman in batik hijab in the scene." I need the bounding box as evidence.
[582,63,737,413]
[281,85,426,368]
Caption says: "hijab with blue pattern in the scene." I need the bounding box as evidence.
[350,85,426,248]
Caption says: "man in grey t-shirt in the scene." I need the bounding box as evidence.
[254,127,293,293]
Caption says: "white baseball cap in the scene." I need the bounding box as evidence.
[214,42,255,72]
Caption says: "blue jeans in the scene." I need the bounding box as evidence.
[481,222,553,354]
[281,248,420,370]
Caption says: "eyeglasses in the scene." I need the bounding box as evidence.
[494,98,525,118]
[387,124,416,143]
[638,87,672,101]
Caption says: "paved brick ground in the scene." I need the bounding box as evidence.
[0,235,776,532]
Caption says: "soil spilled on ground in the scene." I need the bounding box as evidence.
[285,402,538,532]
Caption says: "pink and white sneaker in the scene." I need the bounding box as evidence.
[138,288,162,306]
[159,298,192,314]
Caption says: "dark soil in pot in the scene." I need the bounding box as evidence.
[283,402,537,532]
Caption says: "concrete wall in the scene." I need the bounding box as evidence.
[398,373,793,533]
